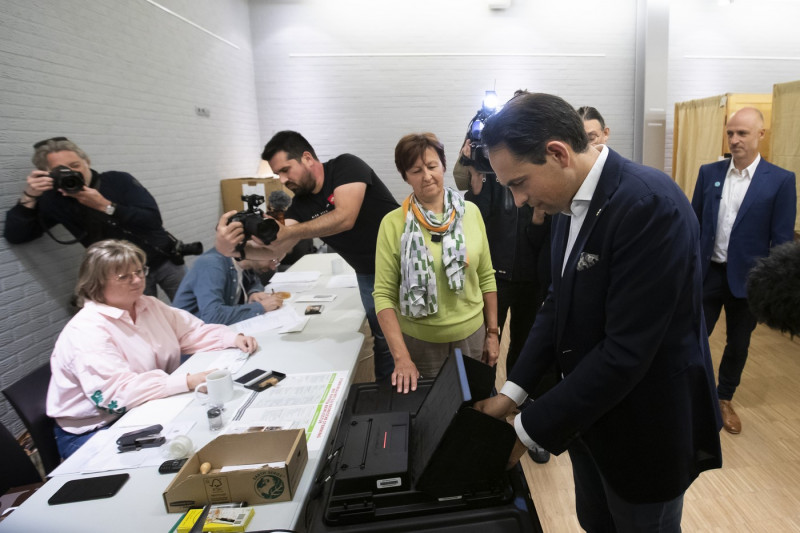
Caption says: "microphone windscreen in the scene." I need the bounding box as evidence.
[746,241,800,338]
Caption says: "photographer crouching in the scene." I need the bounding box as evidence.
[4,137,201,301]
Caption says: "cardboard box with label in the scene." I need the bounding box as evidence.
[163,430,308,513]
[220,177,292,213]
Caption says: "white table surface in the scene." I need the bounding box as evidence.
[0,253,365,533]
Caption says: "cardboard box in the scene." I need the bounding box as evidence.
[220,177,292,213]
[162,430,308,513]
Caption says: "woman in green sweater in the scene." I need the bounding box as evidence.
[374,132,499,394]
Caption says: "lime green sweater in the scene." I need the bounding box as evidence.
[373,201,496,343]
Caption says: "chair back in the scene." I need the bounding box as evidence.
[0,422,42,495]
[3,363,61,474]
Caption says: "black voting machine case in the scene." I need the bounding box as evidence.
[305,349,543,532]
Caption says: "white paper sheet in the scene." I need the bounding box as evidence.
[48,420,195,476]
[115,395,193,428]
[223,371,348,451]
[233,306,303,336]
[269,271,321,283]
[207,349,251,375]
[265,281,316,294]
[326,274,358,288]
[294,294,337,302]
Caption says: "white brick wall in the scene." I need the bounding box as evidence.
[248,0,639,201]
[666,0,800,178]
[3,0,797,440]
[0,0,261,435]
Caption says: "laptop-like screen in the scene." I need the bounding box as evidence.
[410,348,471,481]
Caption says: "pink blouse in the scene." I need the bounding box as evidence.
[47,296,240,434]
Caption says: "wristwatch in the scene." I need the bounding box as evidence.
[105,203,116,216]
[486,327,500,336]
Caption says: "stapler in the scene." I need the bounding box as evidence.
[116,424,166,452]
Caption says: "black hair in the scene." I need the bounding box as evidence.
[577,106,607,129]
[262,131,318,163]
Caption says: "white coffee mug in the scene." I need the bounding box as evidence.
[194,369,234,406]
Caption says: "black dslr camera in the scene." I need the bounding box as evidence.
[227,194,280,254]
[50,165,85,194]
[165,236,203,265]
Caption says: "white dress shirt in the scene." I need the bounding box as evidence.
[501,146,609,449]
[712,154,760,263]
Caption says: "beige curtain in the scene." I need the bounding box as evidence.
[770,80,800,235]
[672,96,727,198]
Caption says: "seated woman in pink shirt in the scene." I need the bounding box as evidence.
[46,239,258,459]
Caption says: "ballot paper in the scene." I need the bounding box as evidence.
[225,371,348,451]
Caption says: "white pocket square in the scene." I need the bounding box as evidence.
[577,253,600,271]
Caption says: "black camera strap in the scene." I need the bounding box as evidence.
[36,200,86,245]
[36,198,189,264]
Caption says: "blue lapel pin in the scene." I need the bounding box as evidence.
[714,181,721,187]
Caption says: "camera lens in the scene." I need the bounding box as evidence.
[244,217,279,245]
[50,165,85,194]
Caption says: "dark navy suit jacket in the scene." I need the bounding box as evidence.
[509,149,722,503]
[691,157,796,298]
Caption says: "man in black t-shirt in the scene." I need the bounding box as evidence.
[216,131,398,380]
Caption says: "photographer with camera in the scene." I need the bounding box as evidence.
[4,137,197,300]
[215,131,399,381]
[172,244,283,326]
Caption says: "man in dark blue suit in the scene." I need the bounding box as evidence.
[476,92,722,532]
[691,107,797,435]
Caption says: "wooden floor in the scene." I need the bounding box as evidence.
[513,315,800,532]
[353,314,800,532]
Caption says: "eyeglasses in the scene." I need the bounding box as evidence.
[113,266,149,283]
[33,136,69,149]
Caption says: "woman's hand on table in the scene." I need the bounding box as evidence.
[235,334,258,354]
[186,369,216,390]
[392,356,420,394]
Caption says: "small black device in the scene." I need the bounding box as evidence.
[227,194,280,256]
[116,424,165,452]
[235,368,286,392]
[49,165,85,194]
[48,473,130,505]
[305,304,323,315]
[159,457,189,474]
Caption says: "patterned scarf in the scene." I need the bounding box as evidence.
[399,187,467,317]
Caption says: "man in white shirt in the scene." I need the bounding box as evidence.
[691,107,797,434]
